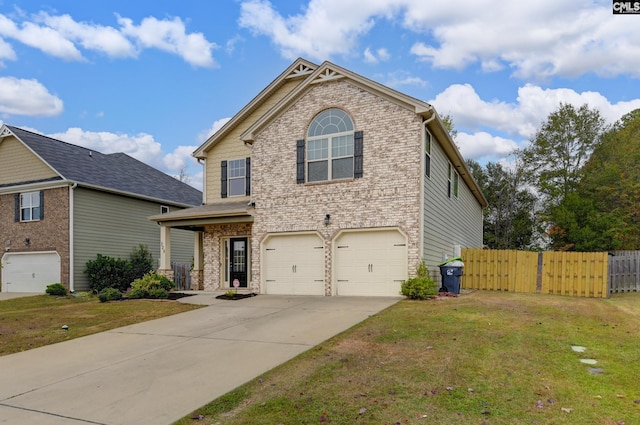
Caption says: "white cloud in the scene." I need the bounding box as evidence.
[118,15,217,68]
[48,127,203,190]
[0,13,83,60]
[239,0,384,61]
[0,37,16,62]
[363,47,390,63]
[0,12,217,67]
[0,77,63,116]
[198,117,232,142]
[430,83,640,142]
[456,131,519,161]
[382,70,427,88]
[39,13,135,58]
[239,0,640,80]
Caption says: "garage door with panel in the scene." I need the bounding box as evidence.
[1,252,61,293]
[334,230,407,296]
[262,233,325,295]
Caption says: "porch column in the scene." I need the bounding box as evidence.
[158,225,173,280]
[190,231,204,290]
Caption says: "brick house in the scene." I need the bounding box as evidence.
[151,58,487,296]
[0,125,202,293]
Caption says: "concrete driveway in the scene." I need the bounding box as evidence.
[0,294,400,424]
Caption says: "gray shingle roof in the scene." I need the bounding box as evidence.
[7,125,202,207]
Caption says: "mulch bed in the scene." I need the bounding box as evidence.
[215,293,258,301]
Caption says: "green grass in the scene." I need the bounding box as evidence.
[0,294,202,356]
[175,291,640,425]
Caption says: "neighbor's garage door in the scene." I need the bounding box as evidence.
[1,252,61,293]
[262,233,325,295]
[334,229,407,296]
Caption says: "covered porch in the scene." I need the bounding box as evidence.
[149,201,254,291]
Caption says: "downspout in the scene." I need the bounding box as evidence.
[69,182,77,292]
[420,108,437,267]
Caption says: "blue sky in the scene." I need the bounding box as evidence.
[1,0,639,190]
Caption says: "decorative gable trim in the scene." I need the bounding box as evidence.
[310,67,344,84]
[0,125,13,138]
[286,63,315,80]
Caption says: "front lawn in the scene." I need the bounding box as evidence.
[175,291,640,425]
[0,294,202,356]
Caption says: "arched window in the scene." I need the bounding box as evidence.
[306,109,355,182]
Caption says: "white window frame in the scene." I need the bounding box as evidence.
[160,205,169,214]
[227,159,246,197]
[307,131,354,182]
[20,191,41,222]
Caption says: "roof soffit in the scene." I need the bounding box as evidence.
[193,58,318,158]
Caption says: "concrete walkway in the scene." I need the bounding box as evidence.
[0,294,400,424]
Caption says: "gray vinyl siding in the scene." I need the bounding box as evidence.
[422,133,483,281]
[73,187,194,291]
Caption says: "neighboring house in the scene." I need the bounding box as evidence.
[0,125,202,293]
[151,58,487,296]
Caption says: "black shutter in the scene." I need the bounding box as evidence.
[296,140,305,184]
[39,191,44,220]
[221,160,228,198]
[14,193,20,222]
[354,131,363,179]
[245,157,251,196]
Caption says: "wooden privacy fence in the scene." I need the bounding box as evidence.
[609,251,640,293]
[461,248,609,298]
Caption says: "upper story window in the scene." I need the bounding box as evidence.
[160,205,169,214]
[424,126,432,178]
[16,191,42,222]
[447,163,459,199]
[221,158,251,198]
[303,109,360,183]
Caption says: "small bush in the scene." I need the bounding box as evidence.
[401,260,439,300]
[129,244,154,282]
[127,272,175,299]
[85,254,133,293]
[98,287,123,303]
[46,283,67,296]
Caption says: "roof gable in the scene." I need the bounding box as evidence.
[193,58,318,158]
[239,60,433,142]
[1,125,202,207]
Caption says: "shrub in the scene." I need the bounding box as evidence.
[46,283,67,296]
[129,244,154,282]
[85,254,133,293]
[401,260,439,300]
[127,272,175,299]
[98,287,123,303]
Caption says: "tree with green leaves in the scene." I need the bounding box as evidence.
[552,109,640,250]
[467,159,537,250]
[520,103,606,208]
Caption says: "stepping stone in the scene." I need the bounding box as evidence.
[588,368,604,375]
[580,359,598,365]
[571,346,587,352]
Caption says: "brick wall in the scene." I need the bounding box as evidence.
[202,222,252,291]
[0,186,70,288]
[250,79,423,292]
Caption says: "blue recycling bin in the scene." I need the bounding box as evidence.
[438,258,464,294]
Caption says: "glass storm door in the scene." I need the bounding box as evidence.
[230,238,248,288]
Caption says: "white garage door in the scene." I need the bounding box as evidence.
[334,230,407,296]
[1,252,61,293]
[262,233,325,295]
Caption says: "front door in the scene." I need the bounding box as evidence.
[230,237,248,288]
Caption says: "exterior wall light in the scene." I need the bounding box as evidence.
[324,214,331,226]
